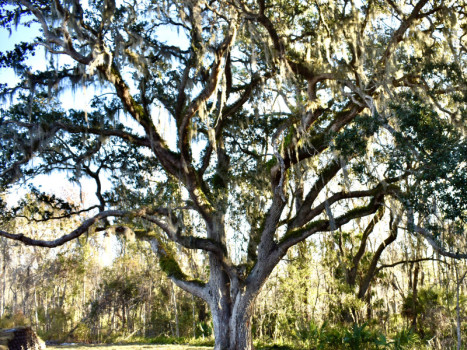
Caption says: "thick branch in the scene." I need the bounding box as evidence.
[357,214,400,299]
[19,0,92,64]
[247,191,388,296]
[148,238,208,300]
[141,212,238,285]
[0,210,127,247]
[291,159,342,229]
[347,207,385,286]
[0,206,176,248]
[101,64,182,177]
[142,214,227,257]
[278,190,391,253]
[375,257,449,275]
[413,225,467,259]
[13,205,101,223]
[378,0,430,69]
[5,120,152,148]
[270,103,364,190]
[292,182,399,232]
[1,123,61,183]
[178,20,238,161]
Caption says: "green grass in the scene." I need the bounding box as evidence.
[48,345,212,350]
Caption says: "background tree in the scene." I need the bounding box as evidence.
[1,0,467,349]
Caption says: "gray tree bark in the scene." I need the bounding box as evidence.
[455,265,466,350]
[208,285,256,350]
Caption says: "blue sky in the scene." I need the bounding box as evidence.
[1,21,41,85]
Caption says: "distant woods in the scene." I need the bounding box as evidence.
[0,216,465,349]
[0,216,211,342]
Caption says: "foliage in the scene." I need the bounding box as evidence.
[0,312,30,329]
[46,346,212,350]
[401,287,453,341]
[390,329,422,350]
[256,321,415,350]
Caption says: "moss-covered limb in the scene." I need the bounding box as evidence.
[377,0,431,70]
[177,235,227,256]
[161,254,208,296]
[0,203,190,249]
[375,257,449,275]
[276,113,338,179]
[289,103,406,229]
[247,223,264,263]
[151,232,238,297]
[333,194,386,228]
[412,225,467,260]
[175,24,239,216]
[136,215,177,239]
[272,102,363,185]
[1,122,61,185]
[139,207,228,265]
[132,229,158,240]
[19,0,92,65]
[159,253,188,280]
[328,103,364,133]
[256,191,288,261]
[278,201,380,252]
[186,179,216,219]
[270,129,331,190]
[175,232,241,285]
[62,122,151,147]
[246,220,267,264]
[222,72,273,119]
[170,161,215,223]
[149,238,208,299]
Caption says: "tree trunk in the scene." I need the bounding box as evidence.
[411,262,420,330]
[167,213,277,350]
[205,248,258,350]
[171,281,180,338]
[455,266,466,350]
[191,296,196,339]
[210,291,256,350]
[1,242,6,318]
[34,285,39,330]
[202,214,258,350]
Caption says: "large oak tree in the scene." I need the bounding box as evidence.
[1,0,466,348]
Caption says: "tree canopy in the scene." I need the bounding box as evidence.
[1,0,466,349]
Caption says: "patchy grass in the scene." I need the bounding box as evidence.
[48,345,212,350]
